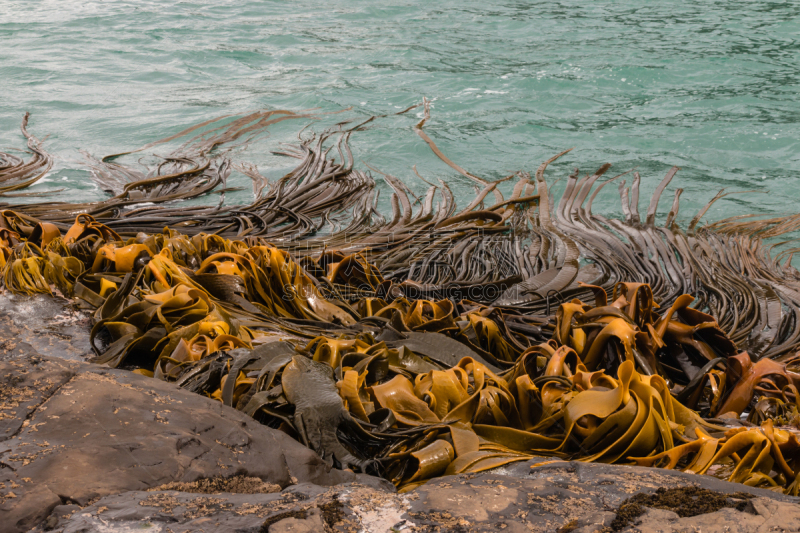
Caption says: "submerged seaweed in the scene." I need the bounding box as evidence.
[3,106,800,493]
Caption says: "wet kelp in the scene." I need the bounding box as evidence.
[3,109,800,494]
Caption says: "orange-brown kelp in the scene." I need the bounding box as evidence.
[3,108,800,494]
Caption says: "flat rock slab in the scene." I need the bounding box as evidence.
[0,355,385,533]
[42,460,800,533]
[0,294,92,362]
[405,460,800,532]
[48,483,359,533]
[627,499,800,533]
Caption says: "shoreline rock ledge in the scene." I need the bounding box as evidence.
[2,354,800,533]
[0,354,385,533]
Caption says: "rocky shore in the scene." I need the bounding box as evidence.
[2,296,800,533]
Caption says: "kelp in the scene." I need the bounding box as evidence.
[4,109,800,493]
[0,113,54,196]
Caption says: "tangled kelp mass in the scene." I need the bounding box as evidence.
[4,109,800,494]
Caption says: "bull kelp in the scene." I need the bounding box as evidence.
[3,107,800,494]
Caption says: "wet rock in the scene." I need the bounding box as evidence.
[402,460,800,532]
[45,484,369,533]
[0,354,386,533]
[621,497,800,533]
[608,485,755,530]
[150,474,282,495]
[41,505,80,532]
[42,459,800,533]
[268,507,326,533]
[0,294,91,363]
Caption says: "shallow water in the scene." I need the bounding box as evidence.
[2,0,799,224]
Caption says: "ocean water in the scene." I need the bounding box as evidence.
[1,0,799,225]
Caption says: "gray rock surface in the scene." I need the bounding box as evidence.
[48,484,350,533]
[37,459,800,533]
[402,461,799,532]
[0,354,386,533]
[623,498,800,533]
[0,294,92,362]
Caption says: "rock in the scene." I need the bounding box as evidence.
[624,508,680,532]
[569,511,616,533]
[0,294,92,363]
[42,459,800,533]
[150,474,282,495]
[402,460,800,532]
[45,483,364,533]
[0,354,388,533]
[623,497,800,532]
[40,505,80,532]
[268,507,326,533]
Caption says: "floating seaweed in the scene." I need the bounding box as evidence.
[3,107,800,494]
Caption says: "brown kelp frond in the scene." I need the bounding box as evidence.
[0,113,53,195]
[4,108,800,494]
[414,97,497,194]
[706,212,800,240]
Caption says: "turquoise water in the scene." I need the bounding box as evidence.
[2,1,799,223]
